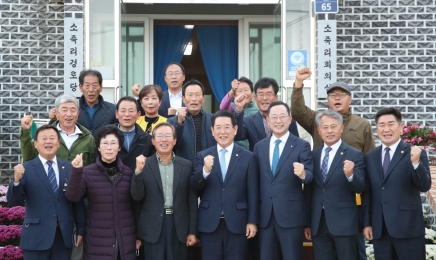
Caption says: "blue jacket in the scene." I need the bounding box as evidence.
[167,109,216,165]
[78,95,117,137]
[7,157,86,250]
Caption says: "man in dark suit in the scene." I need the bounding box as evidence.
[304,109,365,260]
[191,110,259,260]
[234,77,299,152]
[131,122,198,260]
[362,107,431,260]
[254,101,313,260]
[158,62,186,118]
[7,124,86,260]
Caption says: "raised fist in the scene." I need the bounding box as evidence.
[294,67,312,88]
[203,155,214,173]
[343,160,355,177]
[177,107,187,124]
[135,155,147,173]
[293,162,306,179]
[14,164,25,183]
[410,146,422,165]
[71,153,83,168]
[132,84,140,97]
[234,94,247,112]
[21,114,33,130]
[49,108,57,121]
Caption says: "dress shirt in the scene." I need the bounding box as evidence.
[169,90,183,115]
[321,139,353,181]
[39,155,60,187]
[203,143,234,178]
[156,152,175,208]
[269,131,290,167]
[57,123,81,150]
[381,138,419,169]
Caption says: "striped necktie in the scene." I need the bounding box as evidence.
[46,160,58,194]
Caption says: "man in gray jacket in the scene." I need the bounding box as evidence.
[131,122,198,260]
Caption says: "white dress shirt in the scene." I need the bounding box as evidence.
[269,131,290,167]
[169,90,183,110]
[57,123,82,150]
[38,155,60,187]
[203,143,234,178]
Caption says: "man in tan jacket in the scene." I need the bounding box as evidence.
[291,67,375,260]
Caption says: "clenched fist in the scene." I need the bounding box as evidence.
[21,114,33,130]
[14,164,25,183]
[228,79,239,99]
[49,108,57,121]
[343,160,354,178]
[410,146,422,165]
[177,107,188,124]
[234,94,247,112]
[203,155,214,173]
[135,155,147,174]
[294,67,312,88]
[293,162,306,179]
[71,153,83,168]
[132,84,140,98]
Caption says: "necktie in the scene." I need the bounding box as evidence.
[220,149,227,181]
[382,147,391,177]
[271,139,281,177]
[47,160,59,193]
[262,114,271,137]
[321,147,332,182]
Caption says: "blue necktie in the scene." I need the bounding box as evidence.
[321,147,332,182]
[382,147,391,177]
[47,160,59,194]
[220,149,227,181]
[271,139,281,177]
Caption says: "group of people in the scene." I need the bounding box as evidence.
[7,63,431,260]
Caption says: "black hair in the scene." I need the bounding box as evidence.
[238,76,254,92]
[254,77,279,95]
[139,84,163,101]
[267,100,290,116]
[116,96,140,112]
[164,62,186,75]
[182,79,205,96]
[95,125,125,148]
[375,107,402,124]
[211,110,237,127]
[34,124,61,141]
[79,69,103,86]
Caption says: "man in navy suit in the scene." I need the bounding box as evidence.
[254,101,313,260]
[191,110,259,260]
[304,109,365,260]
[7,124,86,260]
[234,77,299,152]
[158,62,186,118]
[362,107,431,260]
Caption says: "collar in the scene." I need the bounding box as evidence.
[342,110,352,125]
[260,111,267,119]
[118,125,136,133]
[271,131,290,145]
[168,90,182,98]
[156,152,176,163]
[39,155,57,166]
[57,123,82,135]
[381,138,401,153]
[322,139,342,152]
[217,142,235,154]
[189,109,204,117]
[83,96,101,108]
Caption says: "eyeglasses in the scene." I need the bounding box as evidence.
[154,133,173,140]
[256,93,275,98]
[100,142,119,147]
[166,71,183,77]
[214,126,233,132]
[327,92,349,98]
[268,114,288,122]
[320,124,339,131]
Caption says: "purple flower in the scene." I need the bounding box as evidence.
[0,245,23,260]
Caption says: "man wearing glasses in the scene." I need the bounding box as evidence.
[291,68,375,260]
[131,122,198,260]
[158,62,186,118]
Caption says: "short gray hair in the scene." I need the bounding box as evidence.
[315,109,343,127]
[55,94,79,110]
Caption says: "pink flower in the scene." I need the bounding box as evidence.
[411,138,416,144]
[418,137,423,143]
[411,124,419,130]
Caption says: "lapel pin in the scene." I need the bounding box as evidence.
[291,145,293,147]
[340,152,343,155]
[62,166,65,169]
[401,150,404,154]
[236,154,238,156]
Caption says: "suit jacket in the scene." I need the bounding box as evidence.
[235,111,300,151]
[362,140,431,239]
[305,142,365,236]
[7,157,86,250]
[130,153,198,243]
[254,134,313,229]
[158,90,185,118]
[118,124,155,171]
[191,144,259,235]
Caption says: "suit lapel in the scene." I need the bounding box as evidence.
[384,141,408,181]
[33,158,56,196]
[150,155,164,193]
[172,157,181,195]
[273,135,296,179]
[372,146,383,182]
[57,159,67,198]
[255,113,267,139]
[163,91,171,109]
[223,145,242,185]
[324,143,346,184]
[313,147,324,184]
[260,138,273,177]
